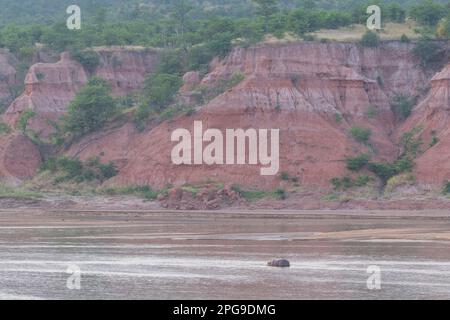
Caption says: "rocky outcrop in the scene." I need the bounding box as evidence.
[67,41,433,189]
[0,133,41,183]
[399,63,450,185]
[2,47,159,137]
[93,47,159,96]
[4,41,450,189]
[2,52,88,137]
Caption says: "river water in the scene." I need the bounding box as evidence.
[0,210,450,300]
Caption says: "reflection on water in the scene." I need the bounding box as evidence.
[0,211,450,299]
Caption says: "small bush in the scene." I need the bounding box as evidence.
[365,105,379,119]
[133,103,152,131]
[349,126,372,144]
[40,156,118,184]
[400,127,423,157]
[72,50,100,72]
[355,175,372,187]
[142,73,182,111]
[346,153,370,171]
[274,188,287,200]
[443,181,450,195]
[341,176,353,190]
[279,172,290,181]
[430,134,439,148]
[18,109,36,134]
[413,38,442,68]
[0,121,11,135]
[63,77,118,138]
[400,34,410,43]
[360,31,380,48]
[330,177,342,190]
[335,113,343,123]
[386,173,416,192]
[367,162,398,185]
[391,93,416,121]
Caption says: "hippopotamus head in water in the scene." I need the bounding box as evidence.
[267,259,290,268]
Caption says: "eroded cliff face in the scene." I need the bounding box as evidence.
[2,41,449,189]
[0,133,41,184]
[399,63,450,185]
[66,41,435,189]
[2,48,159,137]
[0,47,159,182]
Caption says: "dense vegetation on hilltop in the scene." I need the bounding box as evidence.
[1,0,449,62]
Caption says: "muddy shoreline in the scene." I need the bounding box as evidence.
[3,193,450,214]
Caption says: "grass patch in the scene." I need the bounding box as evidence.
[40,156,118,184]
[231,185,287,201]
[0,183,42,200]
[100,185,160,200]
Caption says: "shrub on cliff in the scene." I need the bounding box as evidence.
[391,93,417,121]
[349,126,372,144]
[142,74,182,111]
[72,50,100,73]
[40,156,117,184]
[18,109,36,134]
[0,121,11,135]
[63,77,117,138]
[346,153,370,171]
[413,37,442,68]
[133,103,153,131]
[360,31,379,48]
[443,181,450,195]
[157,50,184,76]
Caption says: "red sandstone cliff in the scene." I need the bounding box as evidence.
[2,47,159,137]
[2,41,450,190]
[0,47,159,181]
[65,41,435,189]
[399,63,450,185]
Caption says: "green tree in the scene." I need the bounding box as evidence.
[252,0,279,32]
[385,3,406,23]
[72,50,100,72]
[288,9,316,35]
[170,0,194,38]
[142,74,182,111]
[349,126,372,144]
[63,77,117,138]
[410,0,447,27]
[18,109,36,134]
[360,30,380,47]
[413,37,442,68]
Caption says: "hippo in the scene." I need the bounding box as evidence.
[267,259,290,268]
